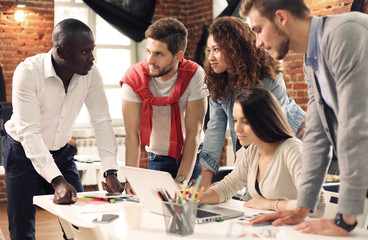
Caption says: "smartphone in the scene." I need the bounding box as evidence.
[93,214,119,223]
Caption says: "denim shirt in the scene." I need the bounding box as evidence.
[199,74,305,173]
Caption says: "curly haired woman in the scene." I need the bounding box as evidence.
[199,16,305,188]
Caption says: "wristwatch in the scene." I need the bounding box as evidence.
[103,169,118,178]
[334,213,357,232]
[175,174,187,184]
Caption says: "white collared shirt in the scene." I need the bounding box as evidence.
[5,51,118,183]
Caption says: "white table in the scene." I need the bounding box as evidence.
[33,191,368,240]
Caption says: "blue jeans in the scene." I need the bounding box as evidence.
[147,143,203,183]
[4,135,83,240]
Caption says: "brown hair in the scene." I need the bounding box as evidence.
[204,16,282,102]
[240,0,310,21]
[235,87,294,142]
[145,17,188,55]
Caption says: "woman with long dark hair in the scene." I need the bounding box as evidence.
[199,88,324,216]
[199,16,305,187]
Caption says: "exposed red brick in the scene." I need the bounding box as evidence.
[0,0,54,200]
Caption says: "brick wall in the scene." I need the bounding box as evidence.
[0,0,54,202]
[0,0,54,103]
[154,0,213,60]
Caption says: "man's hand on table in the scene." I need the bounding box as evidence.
[101,175,124,194]
[293,218,349,236]
[250,207,352,236]
[123,181,136,195]
[51,175,78,204]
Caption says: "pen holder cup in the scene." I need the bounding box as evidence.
[162,201,198,236]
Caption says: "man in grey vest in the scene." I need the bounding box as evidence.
[240,0,368,236]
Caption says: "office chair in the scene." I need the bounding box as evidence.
[0,102,12,166]
[55,207,106,240]
[323,190,368,229]
[211,166,234,183]
[211,165,248,201]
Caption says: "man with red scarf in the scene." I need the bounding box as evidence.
[120,18,207,193]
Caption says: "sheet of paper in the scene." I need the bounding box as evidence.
[224,213,280,239]
[79,191,132,199]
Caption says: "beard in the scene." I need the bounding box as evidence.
[149,61,175,78]
[273,23,290,60]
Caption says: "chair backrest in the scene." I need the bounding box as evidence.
[211,166,234,183]
[55,207,106,240]
[323,190,368,229]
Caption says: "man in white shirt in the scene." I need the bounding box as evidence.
[120,18,207,193]
[4,18,123,240]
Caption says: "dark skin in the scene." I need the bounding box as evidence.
[50,30,124,204]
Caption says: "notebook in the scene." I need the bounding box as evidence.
[121,166,244,223]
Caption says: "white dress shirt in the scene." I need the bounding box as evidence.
[5,51,118,183]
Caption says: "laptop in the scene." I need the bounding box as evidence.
[121,166,244,223]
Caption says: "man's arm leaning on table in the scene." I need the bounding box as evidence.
[176,97,207,187]
[122,99,142,168]
[121,99,142,194]
[86,70,123,193]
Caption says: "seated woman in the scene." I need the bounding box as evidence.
[199,88,324,216]
[199,16,305,188]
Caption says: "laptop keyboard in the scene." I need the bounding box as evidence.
[196,209,221,218]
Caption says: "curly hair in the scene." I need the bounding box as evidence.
[204,16,283,102]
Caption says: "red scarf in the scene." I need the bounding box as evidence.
[120,58,199,159]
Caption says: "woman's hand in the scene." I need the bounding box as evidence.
[198,189,219,205]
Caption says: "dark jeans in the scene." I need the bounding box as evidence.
[147,143,202,183]
[4,135,83,240]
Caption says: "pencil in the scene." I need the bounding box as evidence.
[165,190,172,200]
[196,186,204,201]
[182,185,187,200]
[156,191,165,201]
